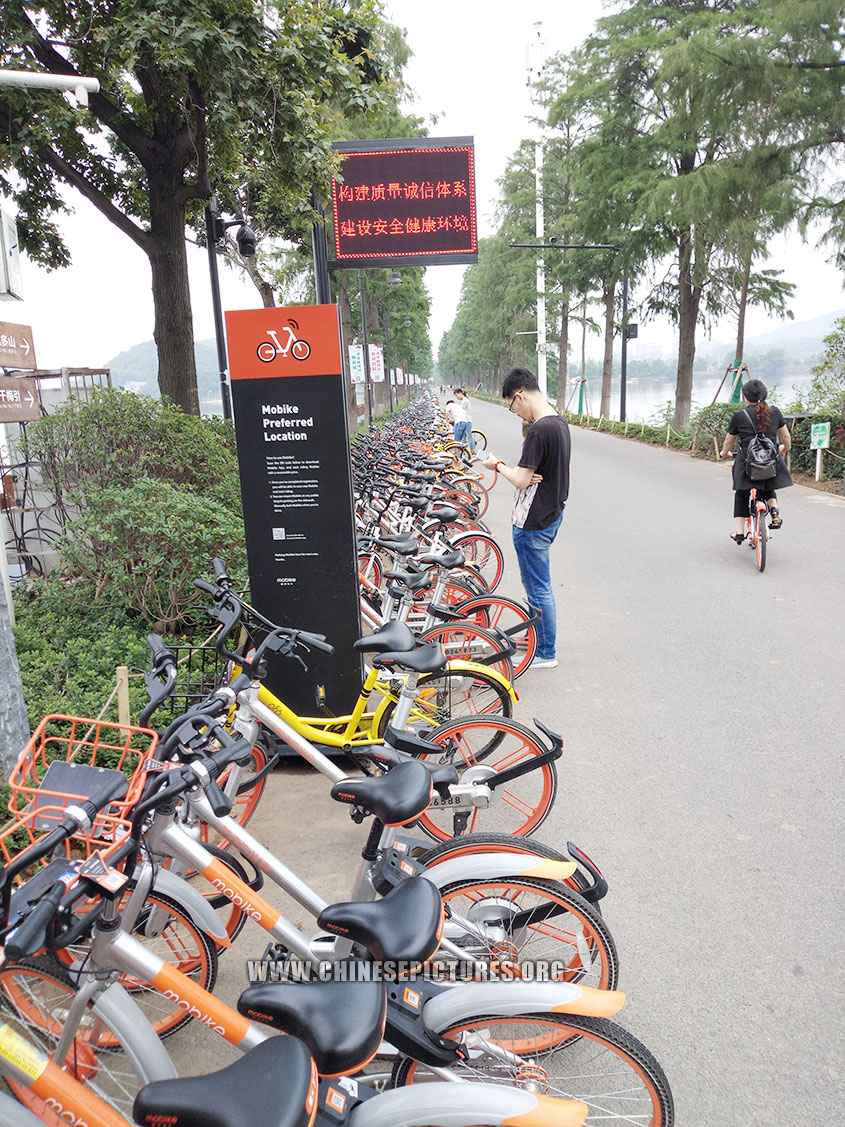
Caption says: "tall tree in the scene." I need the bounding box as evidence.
[0,1,390,412]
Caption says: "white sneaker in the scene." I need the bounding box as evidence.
[529,656,558,669]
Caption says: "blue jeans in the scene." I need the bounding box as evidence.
[512,515,563,659]
[454,420,475,450]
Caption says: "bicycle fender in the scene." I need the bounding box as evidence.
[432,659,518,704]
[151,868,229,944]
[349,1085,587,1127]
[421,852,577,889]
[92,980,178,1081]
[423,981,626,1030]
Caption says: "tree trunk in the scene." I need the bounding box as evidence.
[673,229,702,430]
[555,297,570,412]
[600,281,615,418]
[733,248,752,368]
[147,173,199,414]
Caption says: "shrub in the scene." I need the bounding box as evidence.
[21,389,243,521]
[12,575,150,728]
[60,479,247,632]
[689,403,737,454]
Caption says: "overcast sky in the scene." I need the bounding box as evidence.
[2,0,842,371]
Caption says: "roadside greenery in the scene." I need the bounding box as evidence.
[440,1,844,430]
[13,391,246,722]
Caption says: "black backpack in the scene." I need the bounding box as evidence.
[744,408,779,481]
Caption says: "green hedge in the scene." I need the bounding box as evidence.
[566,405,845,482]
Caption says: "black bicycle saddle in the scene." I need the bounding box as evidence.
[238,962,387,1077]
[132,1035,315,1127]
[331,759,432,825]
[317,876,443,965]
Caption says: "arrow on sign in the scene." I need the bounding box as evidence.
[25,389,35,408]
[21,338,30,356]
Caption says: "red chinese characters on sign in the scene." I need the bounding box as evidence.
[331,142,477,264]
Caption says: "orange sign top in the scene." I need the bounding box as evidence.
[225,305,342,380]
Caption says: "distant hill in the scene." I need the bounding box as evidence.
[104,338,224,412]
[742,307,843,356]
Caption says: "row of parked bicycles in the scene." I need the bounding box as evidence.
[0,398,674,1126]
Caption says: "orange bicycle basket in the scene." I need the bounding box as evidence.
[6,715,159,841]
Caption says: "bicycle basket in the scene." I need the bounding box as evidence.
[6,716,159,838]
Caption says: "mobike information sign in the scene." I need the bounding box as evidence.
[225,304,361,713]
[0,321,36,369]
[330,137,477,269]
[0,375,40,422]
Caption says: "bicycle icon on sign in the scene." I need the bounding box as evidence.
[256,320,311,363]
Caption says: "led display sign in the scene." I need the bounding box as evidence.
[330,137,477,268]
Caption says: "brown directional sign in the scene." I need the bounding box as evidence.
[0,321,37,370]
[0,375,41,421]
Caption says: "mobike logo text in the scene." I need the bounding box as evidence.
[210,877,264,923]
[161,990,227,1037]
[43,1098,90,1126]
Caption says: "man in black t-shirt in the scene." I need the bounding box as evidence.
[482,368,570,670]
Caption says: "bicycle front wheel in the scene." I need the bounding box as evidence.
[391,1013,673,1126]
[0,956,157,1122]
[411,715,557,840]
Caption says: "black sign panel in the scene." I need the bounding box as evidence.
[226,305,362,714]
[330,137,477,268]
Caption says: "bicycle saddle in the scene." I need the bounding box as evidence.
[331,759,433,825]
[353,621,417,655]
[375,534,419,555]
[238,962,387,1077]
[369,740,460,794]
[384,568,431,592]
[372,643,446,674]
[426,505,461,524]
[318,875,443,965]
[132,1035,315,1127]
[417,548,465,570]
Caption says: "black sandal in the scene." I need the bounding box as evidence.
[730,533,747,544]
[769,508,782,529]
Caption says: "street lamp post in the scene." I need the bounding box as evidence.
[205,196,257,421]
[383,312,395,414]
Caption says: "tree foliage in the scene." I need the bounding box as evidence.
[0,1,393,412]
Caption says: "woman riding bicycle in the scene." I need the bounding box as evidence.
[719,378,793,543]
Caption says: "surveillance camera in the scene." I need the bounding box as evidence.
[236,224,257,257]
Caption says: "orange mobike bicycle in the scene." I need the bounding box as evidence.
[0,750,668,1127]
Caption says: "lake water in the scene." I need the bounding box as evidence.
[565,368,816,424]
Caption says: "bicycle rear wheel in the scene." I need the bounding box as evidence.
[412,715,557,840]
[755,507,767,572]
[451,532,504,593]
[454,596,538,676]
[377,666,513,738]
[418,623,514,683]
[392,1012,673,1126]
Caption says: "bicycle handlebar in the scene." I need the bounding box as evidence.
[4,882,67,960]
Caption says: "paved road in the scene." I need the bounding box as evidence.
[468,394,845,1126]
[169,394,844,1125]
